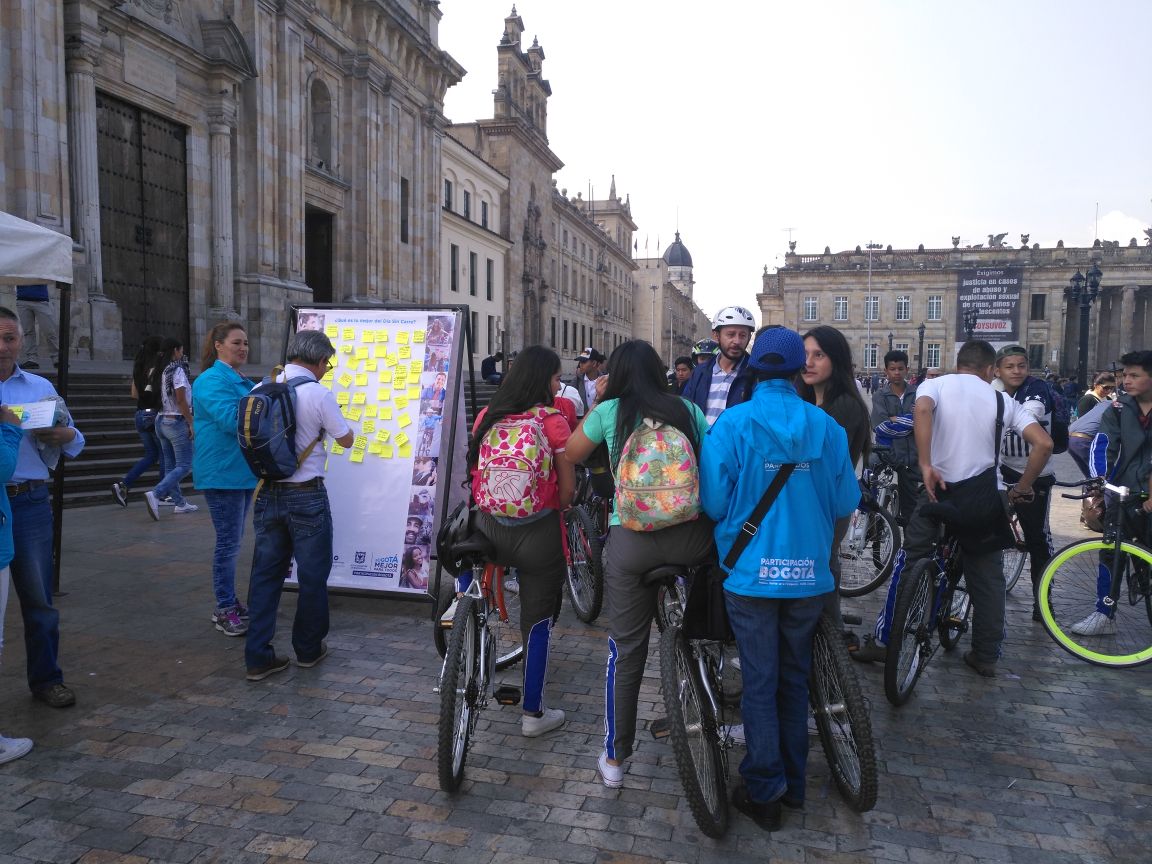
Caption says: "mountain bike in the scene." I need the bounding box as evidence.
[1038,479,1152,668]
[563,467,605,623]
[884,526,972,706]
[839,451,901,598]
[1003,506,1027,593]
[435,531,525,793]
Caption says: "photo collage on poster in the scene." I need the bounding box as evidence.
[288,309,457,595]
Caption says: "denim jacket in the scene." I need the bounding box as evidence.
[191,361,257,490]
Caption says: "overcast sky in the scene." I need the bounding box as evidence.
[439,1,1152,323]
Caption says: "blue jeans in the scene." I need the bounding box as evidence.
[9,484,61,692]
[244,485,333,668]
[205,489,252,610]
[154,417,192,505]
[123,410,164,489]
[724,591,823,804]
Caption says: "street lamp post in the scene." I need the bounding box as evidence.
[865,242,882,371]
[1067,262,1103,392]
[917,322,927,380]
[887,332,894,352]
[963,307,978,341]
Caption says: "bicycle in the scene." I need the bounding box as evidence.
[884,522,972,706]
[1038,479,1152,668]
[647,565,876,838]
[1003,506,1027,593]
[563,466,605,623]
[435,530,525,793]
[839,452,901,598]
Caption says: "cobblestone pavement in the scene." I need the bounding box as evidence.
[1,459,1150,863]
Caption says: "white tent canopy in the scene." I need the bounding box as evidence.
[0,211,73,285]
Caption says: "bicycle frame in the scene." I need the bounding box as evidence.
[1098,482,1144,612]
[438,559,511,696]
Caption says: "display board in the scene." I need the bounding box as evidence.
[286,305,468,596]
[954,266,1022,350]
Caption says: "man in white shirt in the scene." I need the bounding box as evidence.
[244,331,354,681]
[856,341,1052,676]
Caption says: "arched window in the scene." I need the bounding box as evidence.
[310,79,332,168]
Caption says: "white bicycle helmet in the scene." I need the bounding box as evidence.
[712,305,757,330]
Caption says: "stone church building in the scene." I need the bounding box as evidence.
[1,0,463,363]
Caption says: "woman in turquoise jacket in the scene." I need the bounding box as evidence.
[699,327,859,832]
[0,410,31,763]
[191,322,256,638]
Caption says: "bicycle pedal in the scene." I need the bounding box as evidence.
[842,613,862,626]
[649,717,671,739]
[493,685,521,706]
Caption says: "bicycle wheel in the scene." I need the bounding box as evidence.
[659,626,728,838]
[809,615,878,812]
[654,575,689,633]
[1003,544,1027,594]
[838,508,899,597]
[564,506,604,623]
[884,558,935,706]
[492,569,525,672]
[438,596,481,793]
[1038,540,1152,668]
[937,571,970,652]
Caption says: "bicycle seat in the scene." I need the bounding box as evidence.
[450,532,497,561]
[641,564,688,586]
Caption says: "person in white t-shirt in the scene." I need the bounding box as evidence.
[854,341,1053,676]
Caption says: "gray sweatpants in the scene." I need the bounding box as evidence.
[602,517,715,761]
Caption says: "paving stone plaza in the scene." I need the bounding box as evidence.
[1,456,1150,864]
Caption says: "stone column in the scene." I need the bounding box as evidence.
[208,98,238,317]
[65,43,103,299]
[1119,285,1136,357]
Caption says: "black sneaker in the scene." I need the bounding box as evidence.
[296,642,328,668]
[246,656,290,681]
[111,481,128,508]
[732,785,782,832]
[851,635,887,663]
[33,683,76,708]
[963,651,996,678]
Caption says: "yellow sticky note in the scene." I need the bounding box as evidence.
[394,396,409,409]
[393,379,406,391]
[355,373,368,387]
[384,354,398,368]
[330,443,345,455]
[321,371,334,385]
[413,330,426,344]
[369,443,383,455]
[395,432,410,447]
[381,444,394,459]
[409,361,423,375]
[407,386,421,400]
[340,344,352,354]
[379,406,393,420]
[324,324,338,338]
[342,327,355,340]
[336,392,350,406]
[365,360,378,372]
[349,450,365,464]
[355,347,369,359]
[354,435,368,450]
[398,345,411,360]
[375,330,389,342]
[364,404,377,418]
[378,391,391,403]
[362,420,376,434]
[397,331,410,345]
[351,392,367,405]
[398,444,412,459]
[361,331,374,343]
[347,357,361,371]
[398,415,412,430]
[379,370,392,383]
[338,372,353,388]
[347,407,362,421]
[374,345,388,358]
[375,430,391,443]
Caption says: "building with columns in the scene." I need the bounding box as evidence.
[759,238,1152,375]
[633,233,713,366]
[1,0,463,364]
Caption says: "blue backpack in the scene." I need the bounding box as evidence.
[1045,381,1071,454]
[237,369,322,481]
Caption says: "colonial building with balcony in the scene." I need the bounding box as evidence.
[759,237,1152,375]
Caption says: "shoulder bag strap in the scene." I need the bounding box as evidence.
[994,390,1004,472]
[723,463,796,570]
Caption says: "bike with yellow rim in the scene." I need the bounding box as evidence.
[1038,479,1152,668]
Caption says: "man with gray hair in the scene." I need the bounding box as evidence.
[244,330,354,681]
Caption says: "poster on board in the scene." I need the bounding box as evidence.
[954,266,1022,347]
[286,305,467,596]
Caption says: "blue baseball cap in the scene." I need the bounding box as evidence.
[749,326,806,373]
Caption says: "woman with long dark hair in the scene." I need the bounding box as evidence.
[564,340,714,788]
[145,338,196,518]
[466,344,574,738]
[111,335,166,507]
[797,325,871,642]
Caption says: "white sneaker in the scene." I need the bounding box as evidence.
[158,497,177,507]
[1070,610,1116,636]
[727,723,746,745]
[521,707,565,738]
[174,502,199,514]
[597,751,624,788]
[439,598,459,627]
[0,734,33,765]
[144,490,161,522]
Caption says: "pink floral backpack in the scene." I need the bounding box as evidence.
[474,406,558,518]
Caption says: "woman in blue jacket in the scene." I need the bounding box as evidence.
[700,327,859,832]
[0,408,31,763]
[192,322,256,638]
